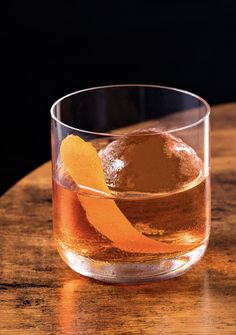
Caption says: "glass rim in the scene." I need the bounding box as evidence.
[50,84,211,137]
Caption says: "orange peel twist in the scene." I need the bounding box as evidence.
[60,135,190,254]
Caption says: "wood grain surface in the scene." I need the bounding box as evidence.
[1,103,236,334]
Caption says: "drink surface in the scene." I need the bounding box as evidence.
[53,170,210,262]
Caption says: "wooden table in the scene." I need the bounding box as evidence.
[1,103,236,335]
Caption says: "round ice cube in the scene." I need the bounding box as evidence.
[99,131,201,193]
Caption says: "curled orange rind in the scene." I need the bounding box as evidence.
[60,135,190,254]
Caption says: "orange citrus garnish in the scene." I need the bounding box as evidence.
[60,135,190,254]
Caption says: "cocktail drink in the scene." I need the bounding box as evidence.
[51,85,210,283]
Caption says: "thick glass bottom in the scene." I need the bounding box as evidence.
[57,241,208,283]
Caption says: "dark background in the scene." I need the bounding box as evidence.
[1,1,236,194]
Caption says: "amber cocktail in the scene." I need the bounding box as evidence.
[51,85,210,283]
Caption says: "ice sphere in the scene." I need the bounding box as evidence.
[99,130,201,193]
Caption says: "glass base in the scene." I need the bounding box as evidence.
[57,242,207,284]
